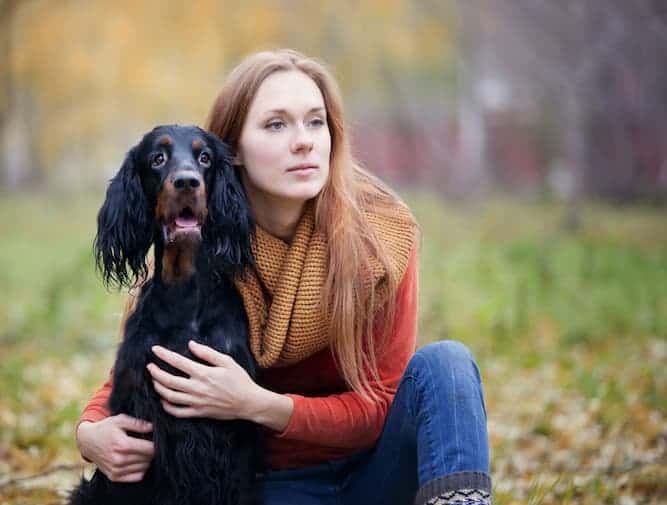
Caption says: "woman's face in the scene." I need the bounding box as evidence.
[236,70,332,207]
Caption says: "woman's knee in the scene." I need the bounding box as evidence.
[408,340,482,388]
[418,340,473,362]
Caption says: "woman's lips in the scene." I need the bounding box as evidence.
[286,163,318,173]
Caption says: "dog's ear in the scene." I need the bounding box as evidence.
[202,133,254,277]
[94,146,153,289]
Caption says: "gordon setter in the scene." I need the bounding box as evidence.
[69,125,259,505]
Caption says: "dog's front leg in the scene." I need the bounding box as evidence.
[103,346,165,504]
[109,349,158,421]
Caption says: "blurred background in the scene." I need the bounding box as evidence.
[0,1,665,504]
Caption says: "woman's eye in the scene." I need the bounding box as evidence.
[151,153,165,168]
[199,152,211,165]
[309,117,325,128]
[266,120,285,131]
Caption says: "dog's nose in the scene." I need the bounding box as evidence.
[173,171,201,191]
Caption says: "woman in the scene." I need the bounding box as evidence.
[76,49,491,505]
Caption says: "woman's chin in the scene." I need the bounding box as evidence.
[285,180,326,201]
[274,182,327,203]
[244,176,328,209]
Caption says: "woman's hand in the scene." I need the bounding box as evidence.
[147,341,260,421]
[147,341,293,431]
[76,415,154,482]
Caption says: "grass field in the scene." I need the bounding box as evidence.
[0,192,665,504]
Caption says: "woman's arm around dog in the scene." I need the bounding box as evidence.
[77,414,154,482]
[148,341,294,432]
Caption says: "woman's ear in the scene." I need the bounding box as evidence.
[202,133,254,277]
[94,147,153,289]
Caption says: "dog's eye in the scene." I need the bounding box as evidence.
[199,152,211,166]
[151,153,165,168]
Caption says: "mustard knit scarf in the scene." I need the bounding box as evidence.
[234,201,416,369]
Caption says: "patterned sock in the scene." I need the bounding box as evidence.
[424,488,492,505]
[415,472,492,505]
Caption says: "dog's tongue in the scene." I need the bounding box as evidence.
[175,216,198,228]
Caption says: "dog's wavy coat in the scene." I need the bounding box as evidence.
[70,125,259,505]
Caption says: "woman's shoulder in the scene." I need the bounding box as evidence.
[355,170,419,280]
[354,166,416,221]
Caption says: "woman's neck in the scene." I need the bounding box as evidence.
[246,192,306,244]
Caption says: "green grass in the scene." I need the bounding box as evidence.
[410,196,666,352]
[0,194,126,352]
[1,192,666,504]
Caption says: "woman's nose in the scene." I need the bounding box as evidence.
[290,125,314,153]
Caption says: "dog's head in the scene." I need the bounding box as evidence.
[95,125,253,288]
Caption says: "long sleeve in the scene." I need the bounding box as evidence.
[78,373,113,425]
[77,291,140,427]
[271,246,419,448]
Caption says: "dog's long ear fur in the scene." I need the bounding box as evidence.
[94,147,153,289]
[202,133,254,277]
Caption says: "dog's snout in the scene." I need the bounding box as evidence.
[173,171,202,191]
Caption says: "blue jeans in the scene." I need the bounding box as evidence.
[259,341,491,504]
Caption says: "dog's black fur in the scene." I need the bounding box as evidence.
[69,125,259,505]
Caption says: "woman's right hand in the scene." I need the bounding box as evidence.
[76,414,155,482]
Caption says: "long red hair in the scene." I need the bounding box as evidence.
[206,49,416,399]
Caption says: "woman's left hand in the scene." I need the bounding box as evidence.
[147,341,261,421]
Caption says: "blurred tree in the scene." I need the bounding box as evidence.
[458,0,667,203]
[3,0,667,202]
[452,2,489,198]
[0,0,32,190]
[2,0,458,192]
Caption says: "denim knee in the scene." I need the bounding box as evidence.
[400,339,490,484]
[406,341,483,398]
[410,340,476,372]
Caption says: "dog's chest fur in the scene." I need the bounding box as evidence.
[110,273,254,414]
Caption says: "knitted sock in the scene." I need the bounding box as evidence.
[415,472,492,505]
[423,488,492,505]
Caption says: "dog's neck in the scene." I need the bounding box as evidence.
[154,239,202,286]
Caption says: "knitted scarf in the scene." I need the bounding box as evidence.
[233,200,416,369]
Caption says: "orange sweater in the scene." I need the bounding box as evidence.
[79,248,418,470]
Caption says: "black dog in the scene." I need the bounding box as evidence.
[70,125,259,505]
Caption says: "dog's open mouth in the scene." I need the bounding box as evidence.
[175,207,199,228]
[164,206,204,244]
